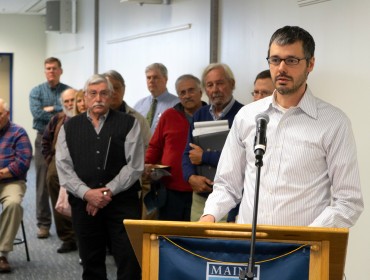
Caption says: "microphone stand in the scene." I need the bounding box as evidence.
[239,155,264,280]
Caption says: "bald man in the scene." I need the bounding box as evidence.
[42,88,77,253]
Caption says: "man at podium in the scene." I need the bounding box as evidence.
[200,26,364,228]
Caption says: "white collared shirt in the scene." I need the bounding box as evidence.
[203,87,364,228]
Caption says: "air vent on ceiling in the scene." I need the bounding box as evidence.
[298,0,331,7]
[25,0,47,14]
[46,0,76,33]
[120,0,170,5]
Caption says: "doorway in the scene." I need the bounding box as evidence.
[0,53,13,120]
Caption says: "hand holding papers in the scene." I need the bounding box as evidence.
[192,120,229,180]
[144,165,171,214]
[150,165,171,181]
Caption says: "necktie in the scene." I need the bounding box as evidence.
[146,98,157,126]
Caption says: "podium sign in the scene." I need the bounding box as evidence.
[159,236,309,279]
[124,220,348,280]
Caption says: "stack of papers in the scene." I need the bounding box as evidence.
[192,120,229,137]
[192,120,230,180]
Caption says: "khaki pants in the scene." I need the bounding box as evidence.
[0,180,26,252]
[191,192,227,222]
[46,157,75,243]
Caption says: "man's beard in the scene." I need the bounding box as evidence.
[276,71,308,95]
[63,107,74,117]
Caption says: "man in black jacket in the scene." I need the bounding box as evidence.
[56,74,143,280]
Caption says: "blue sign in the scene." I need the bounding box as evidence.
[159,237,309,280]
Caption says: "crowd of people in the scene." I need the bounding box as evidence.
[0,25,363,279]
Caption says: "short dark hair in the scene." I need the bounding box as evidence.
[254,69,271,84]
[44,57,62,68]
[267,26,315,62]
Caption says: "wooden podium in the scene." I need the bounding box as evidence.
[124,220,348,280]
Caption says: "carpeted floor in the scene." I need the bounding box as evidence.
[1,159,117,280]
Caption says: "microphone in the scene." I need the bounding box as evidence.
[254,113,269,159]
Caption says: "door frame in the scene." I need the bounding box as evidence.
[0,53,13,120]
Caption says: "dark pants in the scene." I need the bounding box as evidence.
[158,189,192,221]
[35,133,52,228]
[46,157,75,243]
[69,188,141,280]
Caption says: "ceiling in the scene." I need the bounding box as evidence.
[0,0,47,15]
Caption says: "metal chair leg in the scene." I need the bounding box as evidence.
[13,220,30,261]
[21,220,30,261]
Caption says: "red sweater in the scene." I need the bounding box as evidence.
[145,104,192,192]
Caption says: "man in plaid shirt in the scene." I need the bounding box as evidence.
[0,98,32,273]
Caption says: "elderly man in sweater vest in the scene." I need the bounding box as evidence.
[56,74,143,280]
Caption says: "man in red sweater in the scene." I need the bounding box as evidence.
[145,74,205,221]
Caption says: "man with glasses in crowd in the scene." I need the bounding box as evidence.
[251,69,275,101]
[145,74,206,221]
[56,74,143,280]
[200,26,363,228]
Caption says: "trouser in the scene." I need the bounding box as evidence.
[46,157,75,243]
[190,192,207,222]
[0,180,26,252]
[140,176,158,220]
[158,189,192,221]
[69,187,141,280]
[35,133,51,228]
[191,192,227,222]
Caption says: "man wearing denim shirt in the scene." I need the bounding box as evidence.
[29,57,70,238]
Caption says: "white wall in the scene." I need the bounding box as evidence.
[0,15,46,147]
[98,0,210,106]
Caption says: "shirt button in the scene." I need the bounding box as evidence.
[96,150,100,154]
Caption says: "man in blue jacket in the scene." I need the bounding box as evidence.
[182,63,243,222]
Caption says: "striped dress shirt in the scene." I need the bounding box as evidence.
[203,87,364,228]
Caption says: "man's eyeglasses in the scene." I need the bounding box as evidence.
[86,91,110,99]
[266,56,307,66]
[178,88,199,98]
[251,91,272,97]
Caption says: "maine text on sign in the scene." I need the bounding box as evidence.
[206,262,260,280]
